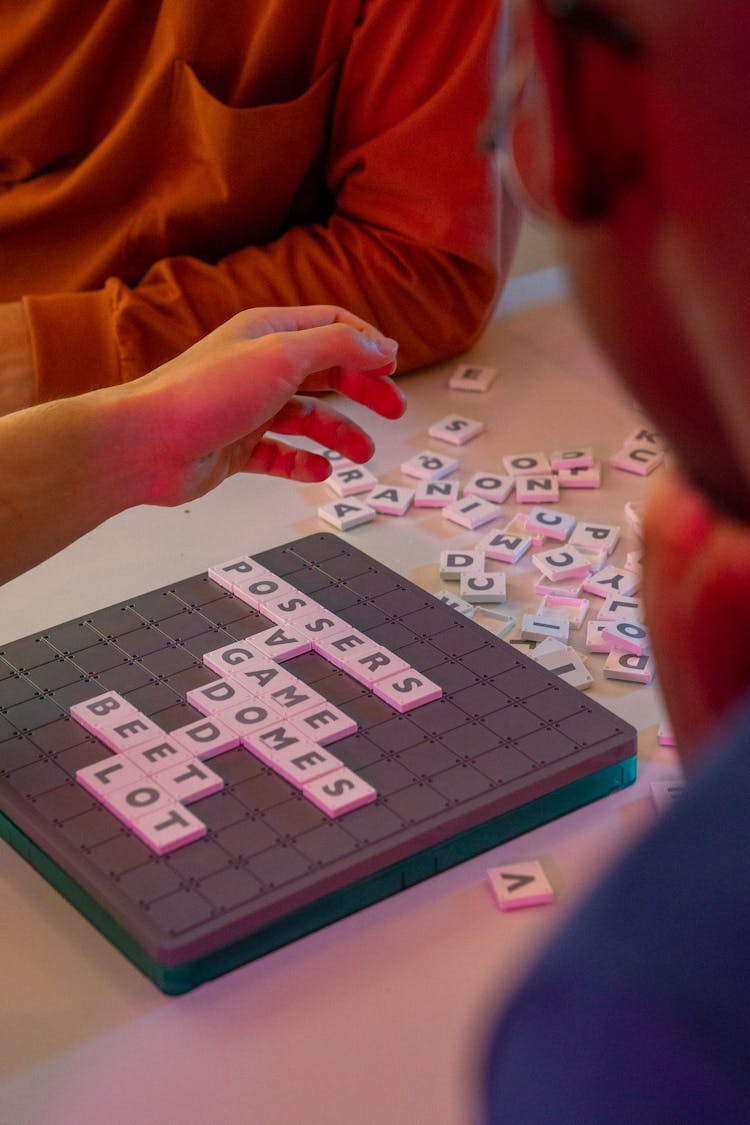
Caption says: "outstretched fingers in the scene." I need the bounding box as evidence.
[264,395,375,463]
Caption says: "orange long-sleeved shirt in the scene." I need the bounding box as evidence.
[0,0,508,400]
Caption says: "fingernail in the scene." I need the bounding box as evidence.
[365,335,398,356]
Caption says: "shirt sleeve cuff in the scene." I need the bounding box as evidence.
[23,288,123,401]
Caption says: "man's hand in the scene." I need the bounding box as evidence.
[124,305,403,505]
[0,301,34,414]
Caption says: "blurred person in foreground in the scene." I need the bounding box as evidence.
[484,2,750,1120]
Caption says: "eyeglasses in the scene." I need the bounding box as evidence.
[486,0,644,220]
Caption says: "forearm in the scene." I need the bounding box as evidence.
[0,301,34,414]
[0,386,149,584]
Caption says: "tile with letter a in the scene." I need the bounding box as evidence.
[488,861,555,911]
[366,485,414,516]
[247,624,311,661]
[318,498,376,531]
[303,768,378,818]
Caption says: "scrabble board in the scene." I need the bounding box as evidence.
[0,533,637,993]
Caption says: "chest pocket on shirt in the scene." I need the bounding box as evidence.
[127,58,340,269]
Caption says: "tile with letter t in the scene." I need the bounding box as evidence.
[487,860,555,911]
[130,802,207,855]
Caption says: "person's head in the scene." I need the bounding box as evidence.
[498,0,750,520]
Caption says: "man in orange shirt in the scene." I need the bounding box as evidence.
[0,0,508,413]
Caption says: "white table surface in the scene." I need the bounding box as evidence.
[0,284,681,1125]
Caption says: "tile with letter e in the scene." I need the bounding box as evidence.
[303,767,378,818]
[448,362,497,392]
[264,742,343,789]
[488,860,555,910]
[97,713,166,755]
[292,702,358,744]
[155,759,224,803]
[123,736,194,773]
